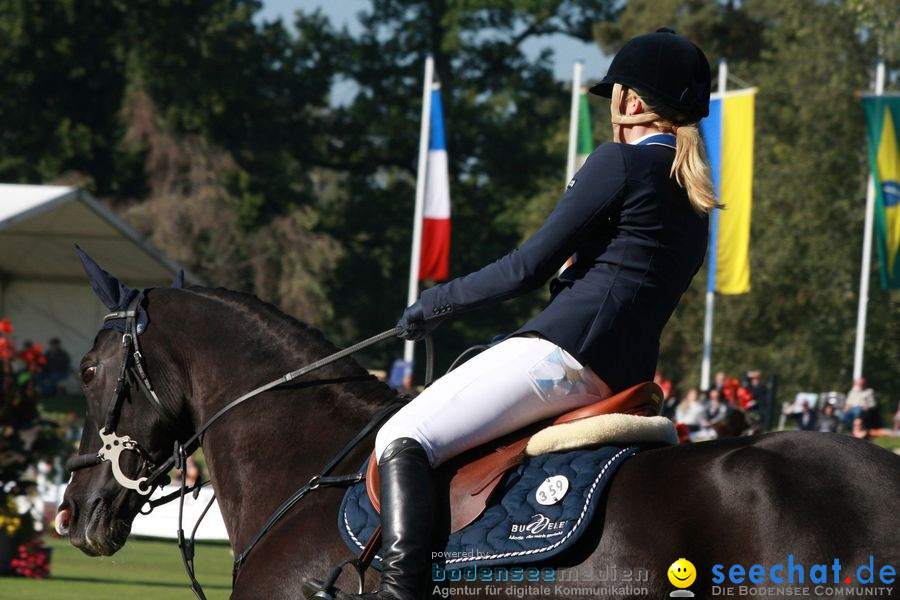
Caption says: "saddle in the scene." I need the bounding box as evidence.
[365,381,662,533]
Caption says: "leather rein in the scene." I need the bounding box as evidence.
[65,296,433,599]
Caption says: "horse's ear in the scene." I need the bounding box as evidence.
[75,244,139,311]
[171,269,184,289]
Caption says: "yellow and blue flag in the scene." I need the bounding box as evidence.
[699,88,757,295]
[862,95,900,290]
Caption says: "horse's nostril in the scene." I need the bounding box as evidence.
[55,503,73,536]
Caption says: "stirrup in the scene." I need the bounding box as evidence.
[301,577,356,600]
[301,559,365,600]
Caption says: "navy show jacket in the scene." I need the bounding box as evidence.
[420,141,709,393]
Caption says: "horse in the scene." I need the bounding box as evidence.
[57,277,900,599]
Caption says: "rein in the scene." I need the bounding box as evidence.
[66,296,435,600]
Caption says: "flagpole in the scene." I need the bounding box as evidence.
[852,58,885,381]
[565,61,583,186]
[405,55,434,365]
[700,59,728,392]
[557,61,585,276]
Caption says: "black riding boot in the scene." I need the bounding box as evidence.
[357,437,434,600]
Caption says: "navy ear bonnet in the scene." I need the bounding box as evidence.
[76,244,184,335]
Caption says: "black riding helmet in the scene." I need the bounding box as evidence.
[590,28,712,123]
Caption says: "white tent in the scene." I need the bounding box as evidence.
[0,184,199,388]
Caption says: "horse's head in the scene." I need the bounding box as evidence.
[56,247,187,556]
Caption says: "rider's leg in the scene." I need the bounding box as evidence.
[375,335,610,467]
[354,437,434,600]
[355,336,610,600]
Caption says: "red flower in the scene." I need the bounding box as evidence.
[11,541,51,578]
[0,318,12,335]
[19,344,47,372]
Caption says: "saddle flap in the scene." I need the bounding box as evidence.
[365,381,662,533]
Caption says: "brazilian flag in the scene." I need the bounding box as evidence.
[863,95,900,290]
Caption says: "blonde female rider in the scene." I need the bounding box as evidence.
[358,28,715,600]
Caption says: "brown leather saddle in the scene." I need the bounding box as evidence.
[365,381,662,533]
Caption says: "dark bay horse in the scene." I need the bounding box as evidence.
[57,284,900,599]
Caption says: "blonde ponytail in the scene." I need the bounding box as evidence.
[625,88,719,214]
[670,124,718,214]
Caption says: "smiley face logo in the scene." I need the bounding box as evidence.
[668,558,696,588]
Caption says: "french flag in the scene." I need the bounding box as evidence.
[420,83,451,281]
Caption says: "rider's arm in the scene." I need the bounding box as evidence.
[419,143,627,321]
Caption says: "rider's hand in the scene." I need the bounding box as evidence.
[396,300,446,341]
[397,301,426,340]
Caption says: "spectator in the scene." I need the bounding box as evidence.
[388,359,413,393]
[654,369,673,400]
[794,402,817,431]
[745,370,766,408]
[844,377,875,429]
[721,377,747,410]
[37,338,71,396]
[851,417,871,441]
[16,340,45,376]
[713,371,727,395]
[817,403,839,434]
[675,388,704,431]
[702,389,728,428]
[654,369,678,418]
[821,391,846,414]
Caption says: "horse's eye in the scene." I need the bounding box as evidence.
[81,366,97,385]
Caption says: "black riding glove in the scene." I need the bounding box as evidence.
[396,300,446,341]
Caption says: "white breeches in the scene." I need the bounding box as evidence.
[374,336,611,467]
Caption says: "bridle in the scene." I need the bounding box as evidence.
[64,293,433,599]
[66,296,184,495]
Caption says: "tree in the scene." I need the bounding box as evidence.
[0,0,347,326]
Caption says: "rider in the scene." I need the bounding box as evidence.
[359,29,714,600]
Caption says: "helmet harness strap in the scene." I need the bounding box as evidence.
[610,83,664,143]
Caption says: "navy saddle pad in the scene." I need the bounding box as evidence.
[339,444,644,571]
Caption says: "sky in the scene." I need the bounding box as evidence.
[256,0,612,84]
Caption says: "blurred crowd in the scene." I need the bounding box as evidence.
[657,369,772,441]
[0,333,72,403]
[780,377,898,440]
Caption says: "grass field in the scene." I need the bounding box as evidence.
[0,536,234,599]
[874,435,900,452]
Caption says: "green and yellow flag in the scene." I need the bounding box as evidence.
[863,96,900,290]
[575,89,593,170]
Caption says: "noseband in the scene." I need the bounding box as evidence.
[65,298,181,495]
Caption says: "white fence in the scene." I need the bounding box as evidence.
[45,483,229,541]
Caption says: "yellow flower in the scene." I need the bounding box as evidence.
[0,498,23,535]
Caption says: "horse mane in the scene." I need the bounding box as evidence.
[186,286,338,349]
[175,285,399,408]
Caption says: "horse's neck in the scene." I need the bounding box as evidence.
[183,336,391,550]
[202,387,382,549]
